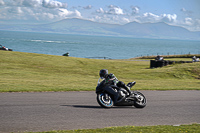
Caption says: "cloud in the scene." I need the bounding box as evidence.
[94,5,128,24]
[92,5,199,31]
[135,12,200,31]
[181,8,193,17]
[91,14,130,25]
[184,17,193,25]
[189,19,200,31]
[179,17,200,31]
[142,12,160,21]
[21,0,42,7]
[2,0,67,8]
[131,6,139,15]
[161,14,177,23]
[58,9,81,18]
[107,5,124,15]
[94,7,179,26]
[0,1,199,31]
[0,0,81,23]
[83,5,92,9]
[0,0,5,5]
[137,12,177,23]
[42,0,67,8]
[96,5,124,15]
[96,8,104,13]
[70,5,92,10]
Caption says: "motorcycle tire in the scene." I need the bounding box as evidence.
[97,93,113,108]
[133,91,146,108]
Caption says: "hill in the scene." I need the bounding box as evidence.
[121,22,200,40]
[0,51,199,92]
[0,18,200,40]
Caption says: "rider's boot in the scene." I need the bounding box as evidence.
[124,86,132,98]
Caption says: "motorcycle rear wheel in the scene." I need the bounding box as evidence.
[97,93,113,108]
[133,91,146,108]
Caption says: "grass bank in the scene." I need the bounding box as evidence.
[31,124,200,133]
[0,51,200,92]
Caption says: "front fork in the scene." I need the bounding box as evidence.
[104,93,109,100]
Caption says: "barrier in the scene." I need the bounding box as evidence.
[150,60,193,68]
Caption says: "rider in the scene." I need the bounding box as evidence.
[99,69,132,104]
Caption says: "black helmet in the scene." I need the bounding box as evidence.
[99,69,108,78]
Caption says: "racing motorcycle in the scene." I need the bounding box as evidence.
[96,78,146,108]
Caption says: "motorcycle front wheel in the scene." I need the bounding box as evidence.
[97,93,113,108]
[133,91,147,108]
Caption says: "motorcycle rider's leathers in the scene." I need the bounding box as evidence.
[103,73,132,104]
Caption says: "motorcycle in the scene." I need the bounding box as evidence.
[0,45,13,51]
[96,78,146,108]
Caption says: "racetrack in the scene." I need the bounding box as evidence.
[0,91,200,133]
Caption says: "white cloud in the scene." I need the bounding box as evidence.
[107,6,123,15]
[136,12,177,23]
[0,1,199,31]
[184,17,193,25]
[0,0,81,23]
[121,17,130,23]
[161,14,177,23]
[179,17,200,31]
[90,14,130,25]
[22,0,41,7]
[133,12,161,23]
[94,7,179,26]
[92,5,199,31]
[59,9,81,18]
[135,12,200,31]
[96,8,104,13]
[0,0,5,5]
[181,8,193,17]
[142,12,160,21]
[8,6,23,14]
[131,6,139,15]
[42,0,67,8]
[96,5,124,15]
[91,5,200,31]
[83,5,92,9]
[3,0,67,8]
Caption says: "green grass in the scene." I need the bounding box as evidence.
[0,51,200,92]
[30,124,200,133]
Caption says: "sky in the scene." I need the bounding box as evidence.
[0,0,200,31]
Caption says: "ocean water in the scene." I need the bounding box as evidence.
[0,30,200,59]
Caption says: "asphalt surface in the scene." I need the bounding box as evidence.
[0,90,200,132]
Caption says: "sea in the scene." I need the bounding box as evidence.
[0,30,200,59]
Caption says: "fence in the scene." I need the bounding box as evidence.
[136,52,200,58]
[86,57,111,59]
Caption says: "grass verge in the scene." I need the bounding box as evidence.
[0,51,200,92]
[30,124,200,133]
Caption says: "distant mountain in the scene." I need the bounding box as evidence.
[37,18,121,36]
[120,22,200,40]
[0,18,200,40]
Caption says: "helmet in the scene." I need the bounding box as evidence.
[99,69,108,79]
